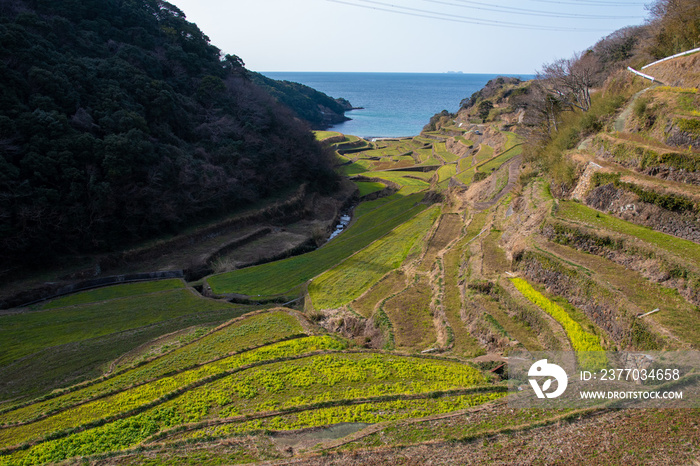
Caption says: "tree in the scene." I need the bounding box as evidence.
[592,26,646,71]
[536,51,602,113]
[528,82,564,134]
[646,0,700,57]
[223,53,246,75]
[0,0,340,266]
[477,100,494,122]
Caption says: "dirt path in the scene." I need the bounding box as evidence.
[614,86,653,132]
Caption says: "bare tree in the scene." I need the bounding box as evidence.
[536,51,602,113]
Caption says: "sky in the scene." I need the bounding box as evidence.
[169,0,651,74]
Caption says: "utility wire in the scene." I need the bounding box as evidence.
[423,0,645,19]
[525,0,647,6]
[328,0,621,31]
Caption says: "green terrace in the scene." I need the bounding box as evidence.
[207,192,428,297]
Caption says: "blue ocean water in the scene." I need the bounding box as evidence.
[262,72,533,138]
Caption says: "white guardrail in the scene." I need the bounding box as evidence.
[627,67,659,83]
[641,47,700,69]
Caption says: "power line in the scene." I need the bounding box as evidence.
[423,0,645,19]
[327,0,622,32]
[525,0,647,6]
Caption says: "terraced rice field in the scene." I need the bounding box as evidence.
[510,278,607,369]
[555,201,700,263]
[0,310,504,466]
[309,207,440,310]
[354,181,386,197]
[7,88,700,465]
[207,193,427,297]
[0,283,243,387]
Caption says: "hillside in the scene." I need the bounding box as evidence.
[1,71,698,461]
[642,52,700,87]
[0,0,347,269]
[0,0,699,464]
[251,73,353,129]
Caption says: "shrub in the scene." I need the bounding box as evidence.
[676,118,700,136]
[473,172,488,182]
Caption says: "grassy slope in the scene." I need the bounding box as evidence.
[0,282,250,401]
[556,201,700,263]
[41,279,186,309]
[207,192,426,296]
[309,206,440,310]
[0,310,306,424]
[6,78,700,465]
[354,181,386,197]
[0,288,235,368]
[0,337,501,465]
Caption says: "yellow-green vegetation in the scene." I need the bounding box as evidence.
[354,181,385,197]
[309,207,440,310]
[414,147,434,162]
[539,233,700,348]
[477,144,523,174]
[382,278,435,351]
[0,336,345,450]
[475,144,495,164]
[478,294,543,352]
[371,171,432,189]
[339,160,369,176]
[0,288,237,369]
[184,392,506,439]
[167,353,488,417]
[482,230,510,274]
[440,215,488,357]
[455,167,476,185]
[435,142,460,163]
[419,156,443,166]
[353,191,405,218]
[419,213,463,271]
[0,352,492,465]
[313,131,343,141]
[458,154,473,173]
[437,164,458,187]
[350,270,407,318]
[455,136,474,146]
[510,278,606,370]
[502,131,521,150]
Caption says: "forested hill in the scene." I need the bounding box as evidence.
[0,0,340,266]
[251,73,353,129]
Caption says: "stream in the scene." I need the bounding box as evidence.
[327,206,355,242]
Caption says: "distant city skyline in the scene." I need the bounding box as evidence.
[169,0,650,74]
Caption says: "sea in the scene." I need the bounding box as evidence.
[262,72,533,138]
